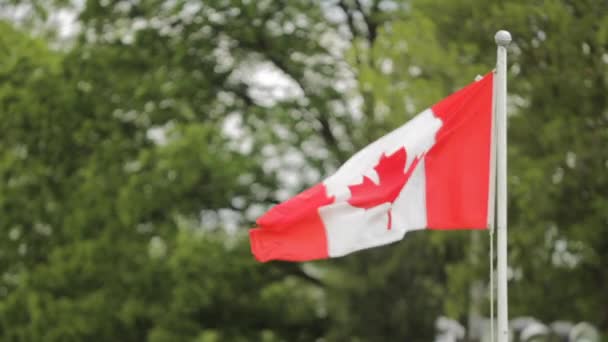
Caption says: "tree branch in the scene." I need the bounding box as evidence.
[355,0,379,44]
[252,39,346,163]
[338,0,358,39]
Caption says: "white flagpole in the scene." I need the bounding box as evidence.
[494,30,511,342]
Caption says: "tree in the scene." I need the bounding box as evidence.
[0,6,326,340]
[2,0,608,340]
[410,0,608,330]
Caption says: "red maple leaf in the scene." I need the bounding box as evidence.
[347,147,421,230]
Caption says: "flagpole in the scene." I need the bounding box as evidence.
[494,29,511,342]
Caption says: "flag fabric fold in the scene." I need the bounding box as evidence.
[250,72,494,262]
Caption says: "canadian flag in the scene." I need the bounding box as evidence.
[250,72,494,262]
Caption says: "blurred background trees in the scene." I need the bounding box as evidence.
[0,0,606,341]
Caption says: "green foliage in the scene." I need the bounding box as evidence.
[1,0,608,340]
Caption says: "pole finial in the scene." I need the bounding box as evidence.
[495,30,512,46]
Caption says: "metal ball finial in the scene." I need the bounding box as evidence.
[495,30,512,46]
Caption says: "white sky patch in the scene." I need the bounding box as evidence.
[199,208,242,234]
[260,143,324,200]
[148,236,167,259]
[348,95,365,121]
[302,139,330,160]
[0,4,30,22]
[0,1,85,42]
[244,62,303,106]
[146,123,172,146]
[380,58,394,75]
[271,123,291,140]
[320,30,350,57]
[223,113,255,155]
[552,167,564,184]
[321,2,345,24]
[49,9,80,39]
[217,209,241,233]
[552,239,581,268]
[566,151,576,169]
[245,203,267,222]
[262,155,281,174]
[222,112,244,140]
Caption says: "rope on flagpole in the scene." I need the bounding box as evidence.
[490,225,495,342]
